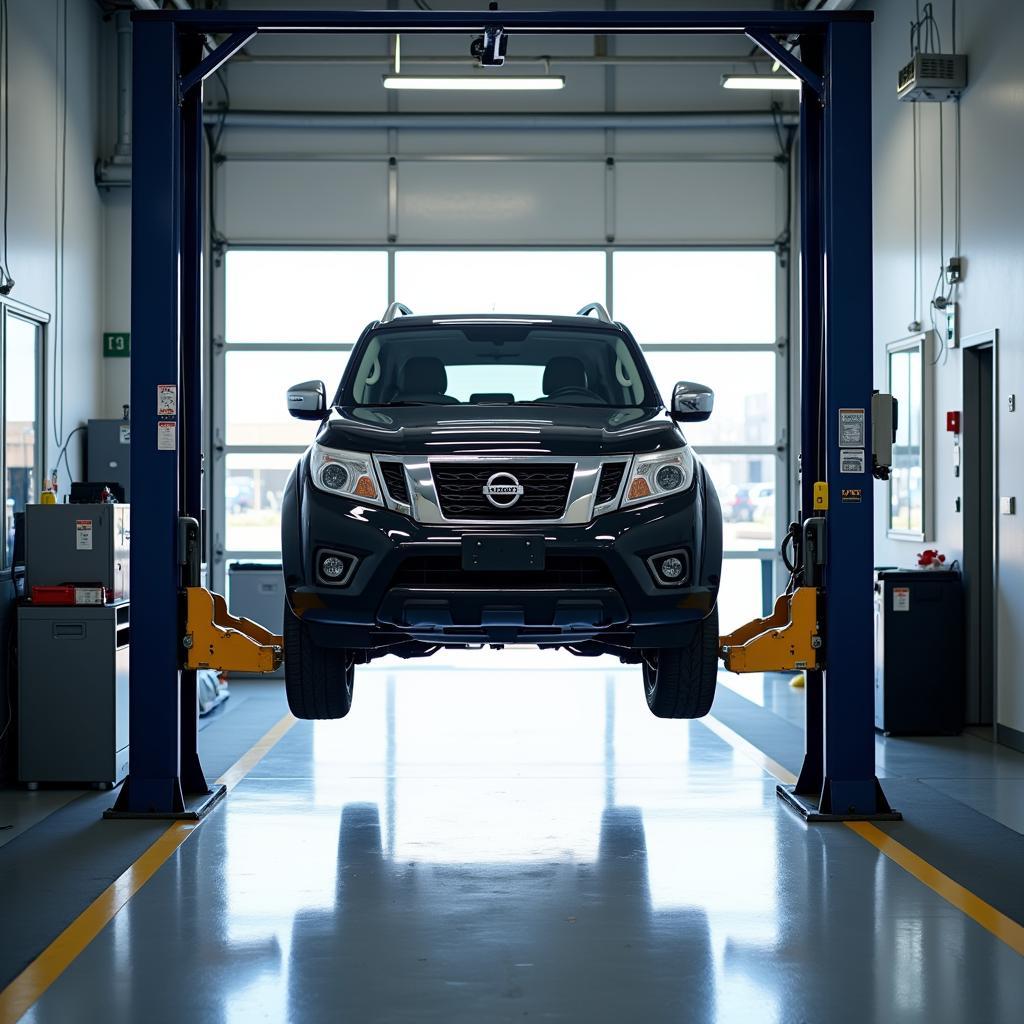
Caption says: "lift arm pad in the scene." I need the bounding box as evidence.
[182,587,284,673]
[719,587,821,673]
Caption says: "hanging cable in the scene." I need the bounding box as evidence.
[0,0,13,294]
[53,423,86,490]
[911,102,919,327]
[953,97,961,267]
[938,102,944,271]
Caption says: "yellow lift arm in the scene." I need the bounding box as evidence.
[719,586,821,673]
[182,587,284,673]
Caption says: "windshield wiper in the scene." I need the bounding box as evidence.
[511,400,627,409]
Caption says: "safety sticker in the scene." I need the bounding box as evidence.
[893,586,910,612]
[76,519,93,551]
[119,424,131,445]
[840,448,865,474]
[157,420,176,451]
[841,488,863,503]
[838,408,866,447]
[157,384,177,417]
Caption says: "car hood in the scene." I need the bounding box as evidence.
[316,404,685,457]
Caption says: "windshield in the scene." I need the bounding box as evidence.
[340,324,657,408]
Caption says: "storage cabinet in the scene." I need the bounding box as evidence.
[17,603,130,786]
[873,570,964,735]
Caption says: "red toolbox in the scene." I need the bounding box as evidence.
[30,584,113,606]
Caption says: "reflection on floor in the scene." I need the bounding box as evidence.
[719,669,1024,835]
[14,649,1024,1023]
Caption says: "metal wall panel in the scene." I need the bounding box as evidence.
[222,161,389,242]
[398,161,605,244]
[615,162,779,243]
[218,156,779,246]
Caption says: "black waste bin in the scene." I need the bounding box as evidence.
[873,568,964,735]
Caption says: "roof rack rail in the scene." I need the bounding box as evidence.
[576,302,613,324]
[381,301,414,323]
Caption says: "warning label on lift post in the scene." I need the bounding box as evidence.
[157,384,177,451]
[838,408,866,477]
[840,449,866,474]
[157,421,176,451]
[838,408,866,447]
[157,384,177,417]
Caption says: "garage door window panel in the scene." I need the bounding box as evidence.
[225,350,352,446]
[225,250,388,343]
[395,250,606,315]
[225,453,298,554]
[642,349,776,446]
[698,454,776,551]
[613,250,776,344]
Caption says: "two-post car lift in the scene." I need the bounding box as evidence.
[110,6,895,823]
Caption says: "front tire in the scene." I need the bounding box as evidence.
[643,606,719,719]
[283,602,355,720]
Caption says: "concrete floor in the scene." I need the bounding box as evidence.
[3,652,1024,1022]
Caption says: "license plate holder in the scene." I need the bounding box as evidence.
[461,535,545,572]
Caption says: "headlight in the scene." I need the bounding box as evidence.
[310,443,383,505]
[622,448,695,506]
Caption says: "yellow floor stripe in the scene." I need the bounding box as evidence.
[0,711,296,1024]
[702,713,1024,959]
[846,822,1024,957]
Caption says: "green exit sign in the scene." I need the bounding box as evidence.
[103,332,131,358]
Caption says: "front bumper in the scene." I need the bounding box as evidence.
[282,454,721,651]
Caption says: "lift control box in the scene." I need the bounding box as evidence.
[25,503,130,602]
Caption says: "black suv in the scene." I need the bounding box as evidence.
[281,305,722,721]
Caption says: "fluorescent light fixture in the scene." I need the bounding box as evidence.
[383,75,565,91]
[721,73,801,91]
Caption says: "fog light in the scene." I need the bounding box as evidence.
[659,556,684,580]
[320,554,349,581]
[321,463,349,491]
[646,550,688,586]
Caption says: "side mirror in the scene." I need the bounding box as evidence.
[670,381,714,422]
[287,380,327,420]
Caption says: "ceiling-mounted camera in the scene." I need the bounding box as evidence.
[470,3,507,66]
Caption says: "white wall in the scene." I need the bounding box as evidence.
[0,0,107,778]
[8,0,106,479]
[863,0,1024,740]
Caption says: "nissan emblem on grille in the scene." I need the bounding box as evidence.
[482,472,524,509]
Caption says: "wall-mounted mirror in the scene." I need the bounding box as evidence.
[886,333,931,540]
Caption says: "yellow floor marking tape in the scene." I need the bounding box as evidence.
[0,712,296,1023]
[702,713,1024,959]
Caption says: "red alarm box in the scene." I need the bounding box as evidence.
[946,411,961,434]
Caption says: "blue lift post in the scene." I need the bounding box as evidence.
[112,7,892,821]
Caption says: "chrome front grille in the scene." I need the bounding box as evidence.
[379,461,410,505]
[431,462,575,520]
[373,454,631,525]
